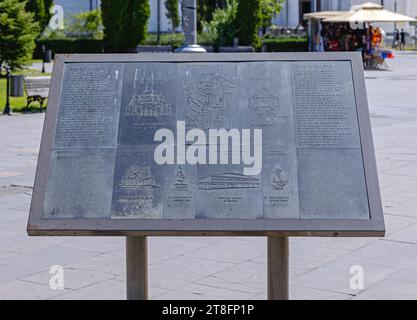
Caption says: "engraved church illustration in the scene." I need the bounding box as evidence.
[125,87,171,117]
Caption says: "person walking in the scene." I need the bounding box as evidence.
[400,29,406,50]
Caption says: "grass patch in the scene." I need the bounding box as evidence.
[0,68,50,113]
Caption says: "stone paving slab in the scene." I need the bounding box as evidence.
[1,52,417,299]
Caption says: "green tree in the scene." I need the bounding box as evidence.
[260,0,283,33]
[127,0,150,46]
[202,0,238,48]
[0,0,39,71]
[43,0,53,28]
[67,9,103,39]
[25,0,52,33]
[165,0,179,31]
[101,0,150,51]
[235,0,262,47]
[101,0,128,50]
[197,0,226,32]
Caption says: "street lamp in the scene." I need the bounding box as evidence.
[157,0,161,45]
[2,66,11,115]
[42,45,46,73]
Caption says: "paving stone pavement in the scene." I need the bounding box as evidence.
[1,52,417,300]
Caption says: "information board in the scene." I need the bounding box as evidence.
[27,53,385,236]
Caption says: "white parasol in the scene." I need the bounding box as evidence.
[323,2,417,23]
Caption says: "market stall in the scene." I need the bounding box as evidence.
[305,2,416,69]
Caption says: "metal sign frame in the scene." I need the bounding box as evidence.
[27,52,385,237]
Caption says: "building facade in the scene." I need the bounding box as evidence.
[51,0,417,34]
[54,0,175,33]
[54,0,100,16]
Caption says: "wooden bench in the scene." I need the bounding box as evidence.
[24,76,51,112]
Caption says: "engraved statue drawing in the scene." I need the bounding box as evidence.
[174,167,187,186]
[172,166,189,191]
[271,168,289,191]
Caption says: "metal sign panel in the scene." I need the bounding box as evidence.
[27,53,385,236]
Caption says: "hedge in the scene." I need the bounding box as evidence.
[34,38,104,59]
[32,36,308,58]
[262,38,308,52]
[33,34,183,58]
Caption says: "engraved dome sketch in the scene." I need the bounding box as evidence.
[125,87,171,117]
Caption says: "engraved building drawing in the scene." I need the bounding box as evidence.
[120,166,160,189]
[248,92,280,117]
[125,85,171,117]
[198,173,261,190]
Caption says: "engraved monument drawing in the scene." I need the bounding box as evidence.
[271,167,289,191]
[173,166,188,190]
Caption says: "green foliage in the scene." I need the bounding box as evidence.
[101,0,130,49]
[0,0,39,71]
[235,0,262,47]
[260,0,283,31]
[197,0,227,32]
[66,9,103,39]
[101,0,150,51]
[127,0,150,45]
[201,0,238,48]
[165,0,179,30]
[25,0,52,33]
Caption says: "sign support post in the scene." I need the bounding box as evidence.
[267,237,289,300]
[126,236,148,300]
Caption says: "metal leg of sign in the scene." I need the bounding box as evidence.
[267,237,289,300]
[126,236,148,300]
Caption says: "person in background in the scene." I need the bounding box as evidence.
[372,27,382,50]
[366,26,373,55]
[393,29,400,49]
[400,29,406,50]
[380,28,386,48]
